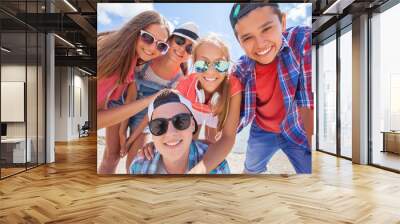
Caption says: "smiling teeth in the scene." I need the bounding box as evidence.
[165,140,181,146]
[256,47,272,56]
[205,77,216,82]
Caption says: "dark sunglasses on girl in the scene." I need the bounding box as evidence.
[139,30,169,55]
[174,35,193,55]
[194,60,230,74]
[149,113,192,136]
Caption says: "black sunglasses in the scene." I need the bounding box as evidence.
[174,35,193,55]
[139,30,169,55]
[149,113,192,136]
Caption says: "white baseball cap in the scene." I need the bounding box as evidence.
[147,90,198,134]
[147,90,195,120]
[172,22,199,43]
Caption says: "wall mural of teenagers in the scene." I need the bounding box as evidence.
[96,3,313,175]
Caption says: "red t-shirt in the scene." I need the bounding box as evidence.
[176,73,242,114]
[255,59,286,133]
[97,57,137,109]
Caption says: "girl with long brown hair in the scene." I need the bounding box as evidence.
[97,11,170,174]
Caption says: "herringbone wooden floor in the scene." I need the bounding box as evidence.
[1,135,400,224]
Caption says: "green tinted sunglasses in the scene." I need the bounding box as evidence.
[194,60,230,74]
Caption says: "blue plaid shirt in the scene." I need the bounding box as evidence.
[233,26,313,149]
[130,140,230,174]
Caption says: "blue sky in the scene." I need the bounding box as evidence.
[98,3,311,62]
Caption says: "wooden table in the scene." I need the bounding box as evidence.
[381,131,400,154]
[0,138,31,166]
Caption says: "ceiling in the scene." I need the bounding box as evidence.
[311,0,391,43]
[0,0,97,75]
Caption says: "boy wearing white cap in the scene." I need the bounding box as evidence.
[129,90,230,174]
[119,22,200,172]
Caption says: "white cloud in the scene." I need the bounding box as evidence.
[97,3,154,25]
[98,9,111,25]
[304,16,312,26]
[171,17,181,26]
[286,4,307,23]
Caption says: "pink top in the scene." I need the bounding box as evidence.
[97,57,137,109]
[176,73,242,113]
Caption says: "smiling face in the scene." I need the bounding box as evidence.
[136,23,169,62]
[166,35,193,64]
[194,41,228,94]
[151,102,195,162]
[235,6,286,65]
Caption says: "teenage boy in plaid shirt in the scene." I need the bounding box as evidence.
[229,3,313,173]
[130,90,230,174]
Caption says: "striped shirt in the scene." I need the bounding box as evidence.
[136,63,183,88]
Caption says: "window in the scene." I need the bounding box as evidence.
[370,2,400,171]
[0,1,46,179]
[317,35,337,154]
[339,27,352,158]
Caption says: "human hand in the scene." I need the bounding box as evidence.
[149,88,169,102]
[143,142,155,160]
[187,161,207,174]
[136,142,155,160]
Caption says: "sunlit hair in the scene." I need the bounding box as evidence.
[97,11,170,83]
[192,34,231,132]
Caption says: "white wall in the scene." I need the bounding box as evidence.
[55,66,69,141]
[1,65,26,81]
[54,67,89,141]
[72,73,89,138]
